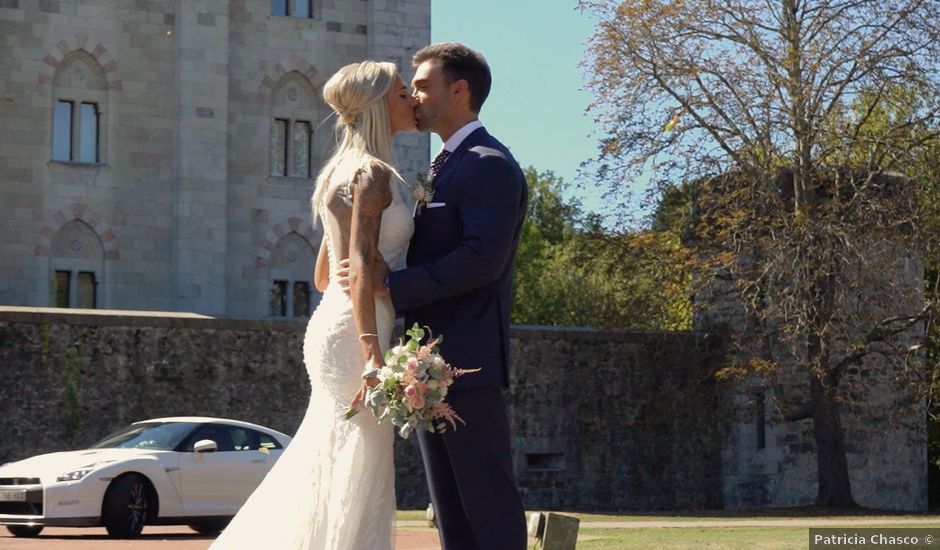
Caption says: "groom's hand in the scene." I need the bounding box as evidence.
[337,253,390,298]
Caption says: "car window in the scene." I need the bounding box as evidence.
[182,424,236,452]
[229,427,258,451]
[255,430,283,450]
[91,422,199,451]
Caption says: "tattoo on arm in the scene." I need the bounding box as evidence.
[349,163,392,363]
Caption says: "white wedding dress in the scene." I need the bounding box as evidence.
[210,170,414,549]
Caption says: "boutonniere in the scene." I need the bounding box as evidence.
[413,172,435,215]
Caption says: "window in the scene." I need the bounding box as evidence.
[269,73,319,178]
[52,101,72,161]
[54,270,70,308]
[52,100,99,163]
[53,270,97,309]
[272,0,313,18]
[292,120,311,177]
[92,422,199,451]
[270,280,287,316]
[184,424,236,452]
[229,427,257,451]
[79,103,98,163]
[269,279,313,317]
[269,232,320,318]
[52,52,107,164]
[50,220,104,309]
[76,271,97,308]
[755,392,766,449]
[293,281,310,317]
[257,431,283,450]
[231,429,284,451]
[270,118,311,177]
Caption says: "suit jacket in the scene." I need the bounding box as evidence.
[388,127,528,390]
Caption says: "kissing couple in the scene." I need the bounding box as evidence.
[210,42,529,550]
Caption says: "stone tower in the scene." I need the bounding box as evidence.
[0,0,430,317]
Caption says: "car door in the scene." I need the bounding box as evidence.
[177,424,268,515]
[227,427,273,503]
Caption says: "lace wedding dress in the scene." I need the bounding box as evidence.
[210,170,414,549]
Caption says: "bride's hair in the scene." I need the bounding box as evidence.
[312,60,400,226]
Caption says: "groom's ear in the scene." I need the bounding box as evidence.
[450,79,471,107]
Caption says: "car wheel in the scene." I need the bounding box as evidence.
[102,473,151,538]
[6,524,44,537]
[188,518,230,536]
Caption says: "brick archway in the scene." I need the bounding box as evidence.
[255,216,318,270]
[256,55,319,106]
[36,33,122,93]
[35,202,119,260]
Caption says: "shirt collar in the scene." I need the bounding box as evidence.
[442,120,484,153]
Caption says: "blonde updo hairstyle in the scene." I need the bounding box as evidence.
[312,60,400,225]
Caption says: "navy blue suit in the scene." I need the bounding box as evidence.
[388,127,528,550]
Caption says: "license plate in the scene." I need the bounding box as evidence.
[0,490,26,502]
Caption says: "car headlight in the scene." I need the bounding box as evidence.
[57,465,98,482]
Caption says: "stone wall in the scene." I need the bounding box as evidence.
[0,307,722,511]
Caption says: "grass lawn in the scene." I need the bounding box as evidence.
[576,523,938,549]
[577,526,807,549]
[396,510,428,521]
[397,510,940,549]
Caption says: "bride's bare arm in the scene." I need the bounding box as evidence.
[314,235,329,293]
[349,163,392,373]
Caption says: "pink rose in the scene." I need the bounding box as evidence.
[406,358,419,372]
[411,393,426,409]
[404,384,417,398]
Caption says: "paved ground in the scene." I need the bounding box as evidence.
[0,525,446,550]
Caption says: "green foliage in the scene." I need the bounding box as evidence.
[512,168,691,330]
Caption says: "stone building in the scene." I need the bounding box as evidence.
[0,0,430,317]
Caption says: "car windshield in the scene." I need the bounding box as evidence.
[90,422,199,451]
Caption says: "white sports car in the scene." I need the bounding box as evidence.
[0,416,291,538]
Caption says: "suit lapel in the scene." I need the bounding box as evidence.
[430,127,488,195]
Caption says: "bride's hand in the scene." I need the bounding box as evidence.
[349,375,380,410]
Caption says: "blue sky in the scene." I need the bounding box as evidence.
[430,1,600,202]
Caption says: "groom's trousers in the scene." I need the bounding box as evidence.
[415,386,528,550]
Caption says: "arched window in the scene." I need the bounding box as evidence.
[52,51,108,164]
[268,232,320,317]
[50,220,104,308]
[269,72,319,178]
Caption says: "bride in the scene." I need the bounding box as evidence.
[210,60,417,549]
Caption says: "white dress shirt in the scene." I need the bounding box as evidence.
[442,120,484,154]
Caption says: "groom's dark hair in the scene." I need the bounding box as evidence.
[413,43,491,113]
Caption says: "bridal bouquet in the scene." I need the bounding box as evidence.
[345,324,477,439]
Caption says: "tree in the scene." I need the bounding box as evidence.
[512,168,691,330]
[580,0,940,507]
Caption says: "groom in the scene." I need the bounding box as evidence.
[383,43,528,550]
